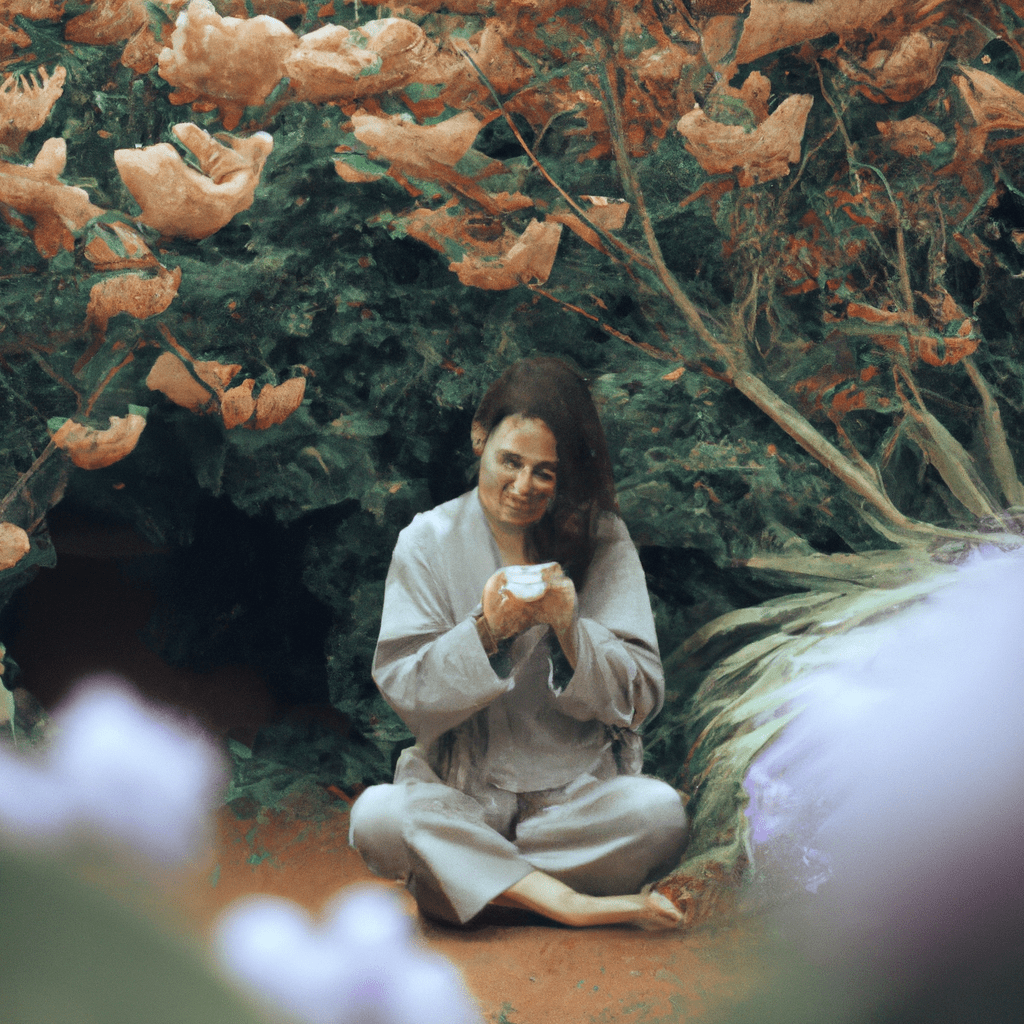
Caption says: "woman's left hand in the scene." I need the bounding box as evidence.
[532,570,579,670]
[531,570,576,632]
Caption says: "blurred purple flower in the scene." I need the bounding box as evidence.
[215,884,483,1024]
[0,674,227,864]
[743,545,1024,992]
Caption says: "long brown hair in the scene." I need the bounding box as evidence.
[472,358,618,584]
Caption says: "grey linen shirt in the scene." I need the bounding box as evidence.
[372,488,664,794]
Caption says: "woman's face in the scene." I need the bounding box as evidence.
[477,414,558,534]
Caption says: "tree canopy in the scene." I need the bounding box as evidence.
[3,0,1024,786]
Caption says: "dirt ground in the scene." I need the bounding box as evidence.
[5,521,770,1024]
[184,802,770,1024]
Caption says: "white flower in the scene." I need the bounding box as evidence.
[215,885,483,1024]
[0,675,226,864]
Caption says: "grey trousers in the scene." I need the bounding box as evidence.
[349,758,688,924]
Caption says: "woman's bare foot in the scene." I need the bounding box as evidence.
[492,871,683,929]
[636,890,685,930]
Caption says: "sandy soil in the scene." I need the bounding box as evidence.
[178,801,770,1024]
[4,522,770,1023]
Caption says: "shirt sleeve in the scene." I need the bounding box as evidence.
[549,516,664,731]
[371,523,511,748]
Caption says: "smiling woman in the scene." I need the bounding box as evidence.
[470,359,619,581]
[348,358,688,929]
[476,414,558,557]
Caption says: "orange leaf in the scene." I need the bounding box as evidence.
[579,195,630,231]
[677,94,813,186]
[0,523,31,571]
[846,302,907,325]
[828,386,868,419]
[157,0,300,128]
[283,24,385,103]
[0,65,65,151]
[735,0,903,66]
[65,0,188,73]
[877,115,946,157]
[0,138,105,257]
[836,32,947,104]
[84,220,157,271]
[52,413,147,470]
[146,352,215,413]
[194,359,242,397]
[351,109,483,170]
[86,266,182,331]
[917,332,980,368]
[450,219,563,291]
[252,377,306,430]
[955,66,1024,136]
[115,125,273,239]
[221,378,256,429]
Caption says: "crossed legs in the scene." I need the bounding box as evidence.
[350,773,687,927]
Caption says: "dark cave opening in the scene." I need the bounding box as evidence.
[1,496,336,742]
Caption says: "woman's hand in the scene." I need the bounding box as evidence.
[530,570,576,635]
[482,564,554,640]
[481,564,579,668]
[532,570,579,670]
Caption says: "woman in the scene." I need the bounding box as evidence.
[349,358,687,927]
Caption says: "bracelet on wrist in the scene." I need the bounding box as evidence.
[474,613,499,657]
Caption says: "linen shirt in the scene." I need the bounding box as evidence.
[372,488,664,794]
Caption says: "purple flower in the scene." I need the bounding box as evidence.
[0,675,226,864]
[215,884,483,1024]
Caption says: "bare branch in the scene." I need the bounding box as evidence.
[529,285,681,362]
[597,56,928,536]
[457,48,657,276]
[963,357,1024,507]
[732,369,922,532]
[0,435,62,522]
[596,60,730,362]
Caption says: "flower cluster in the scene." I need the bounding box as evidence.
[0,678,483,1024]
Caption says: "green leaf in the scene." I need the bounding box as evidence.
[1,846,268,1024]
[144,0,175,36]
[0,657,14,741]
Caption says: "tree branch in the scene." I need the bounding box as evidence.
[963,357,1024,507]
[0,435,62,522]
[597,60,728,363]
[732,368,921,531]
[852,161,915,314]
[529,285,682,362]
[457,48,657,277]
[597,57,927,536]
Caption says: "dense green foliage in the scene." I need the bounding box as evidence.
[3,0,1024,798]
